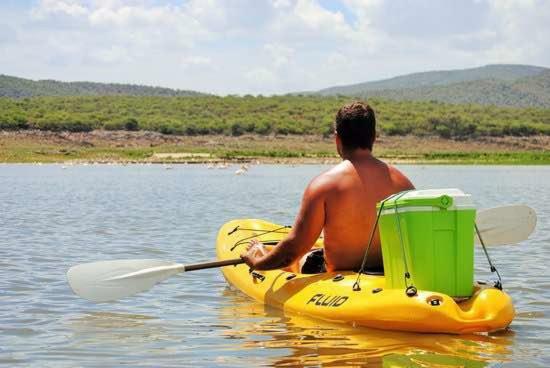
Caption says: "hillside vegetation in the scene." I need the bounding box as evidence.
[316,65,550,108]
[340,72,550,108]
[3,64,550,107]
[0,75,206,98]
[318,64,548,93]
[1,95,549,138]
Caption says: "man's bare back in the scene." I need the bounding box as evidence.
[314,155,414,271]
[241,152,414,273]
[241,101,414,273]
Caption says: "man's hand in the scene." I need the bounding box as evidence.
[240,239,269,269]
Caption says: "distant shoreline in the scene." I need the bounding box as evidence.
[1,130,549,165]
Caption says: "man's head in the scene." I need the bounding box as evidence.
[334,101,376,155]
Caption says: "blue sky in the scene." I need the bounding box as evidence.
[1,0,549,94]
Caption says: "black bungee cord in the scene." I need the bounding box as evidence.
[392,192,417,297]
[353,196,392,291]
[475,223,503,290]
[229,225,291,251]
[353,191,417,297]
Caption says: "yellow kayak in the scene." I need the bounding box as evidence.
[216,219,515,334]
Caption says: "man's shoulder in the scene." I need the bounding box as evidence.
[325,161,351,176]
[385,162,406,178]
[318,161,351,182]
[385,163,415,190]
[307,162,348,193]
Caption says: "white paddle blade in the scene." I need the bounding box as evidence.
[475,205,537,246]
[67,259,185,302]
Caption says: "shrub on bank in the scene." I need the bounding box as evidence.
[124,118,139,131]
[103,120,126,130]
[0,114,29,130]
[32,118,94,132]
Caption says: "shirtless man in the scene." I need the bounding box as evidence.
[241,101,414,273]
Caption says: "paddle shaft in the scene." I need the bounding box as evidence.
[184,258,244,271]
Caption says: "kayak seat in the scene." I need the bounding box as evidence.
[362,269,384,276]
[300,248,385,275]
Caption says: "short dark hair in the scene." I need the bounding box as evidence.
[335,101,376,151]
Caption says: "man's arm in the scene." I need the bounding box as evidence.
[241,177,327,270]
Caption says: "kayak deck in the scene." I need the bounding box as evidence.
[216,219,515,334]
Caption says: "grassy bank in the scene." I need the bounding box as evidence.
[1,131,549,164]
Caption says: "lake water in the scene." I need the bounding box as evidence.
[1,164,549,367]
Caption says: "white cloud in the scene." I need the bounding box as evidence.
[183,0,227,29]
[1,0,548,94]
[245,68,278,83]
[481,0,550,63]
[274,0,355,42]
[245,67,280,92]
[0,23,16,45]
[341,0,384,20]
[326,52,346,66]
[271,0,292,9]
[31,0,88,19]
[341,0,384,43]
[264,43,295,68]
[88,6,154,27]
[180,56,213,69]
[91,45,132,64]
[294,0,346,29]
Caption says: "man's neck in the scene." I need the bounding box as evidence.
[342,148,374,162]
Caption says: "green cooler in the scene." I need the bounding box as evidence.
[377,189,476,297]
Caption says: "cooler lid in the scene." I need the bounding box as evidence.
[377,188,475,211]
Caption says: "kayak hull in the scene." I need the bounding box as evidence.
[216,219,515,334]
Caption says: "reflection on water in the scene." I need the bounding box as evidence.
[217,288,513,367]
[382,354,487,368]
[68,312,164,344]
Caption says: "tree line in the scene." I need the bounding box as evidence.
[0,95,549,138]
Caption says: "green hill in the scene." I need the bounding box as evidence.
[0,75,207,98]
[316,65,550,108]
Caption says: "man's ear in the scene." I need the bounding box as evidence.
[335,134,343,158]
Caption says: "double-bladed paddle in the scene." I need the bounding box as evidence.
[67,205,537,302]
